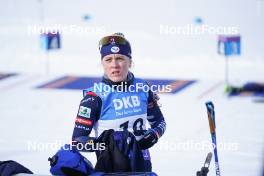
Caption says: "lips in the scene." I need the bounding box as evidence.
[112,70,120,76]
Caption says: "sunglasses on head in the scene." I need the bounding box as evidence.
[98,35,129,51]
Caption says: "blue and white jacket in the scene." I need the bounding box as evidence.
[72,72,166,144]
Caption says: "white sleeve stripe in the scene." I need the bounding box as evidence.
[149,121,156,125]
[147,115,155,120]
[157,122,166,134]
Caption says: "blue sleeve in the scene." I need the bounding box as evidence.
[147,90,166,138]
[72,92,102,143]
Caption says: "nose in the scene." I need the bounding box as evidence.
[110,58,119,67]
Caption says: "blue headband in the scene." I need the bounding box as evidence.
[100,43,132,59]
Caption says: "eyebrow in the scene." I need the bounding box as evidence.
[104,56,125,60]
[116,57,125,59]
[104,57,113,60]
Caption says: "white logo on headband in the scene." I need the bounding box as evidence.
[111,46,120,53]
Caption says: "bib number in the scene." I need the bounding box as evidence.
[119,118,144,133]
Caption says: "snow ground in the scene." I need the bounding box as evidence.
[0,72,264,176]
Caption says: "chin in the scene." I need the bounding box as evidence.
[110,76,124,82]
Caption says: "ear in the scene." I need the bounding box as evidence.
[129,59,132,68]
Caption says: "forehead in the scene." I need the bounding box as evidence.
[102,54,127,60]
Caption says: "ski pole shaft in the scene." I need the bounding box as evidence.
[205,101,221,176]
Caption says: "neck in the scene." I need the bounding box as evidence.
[102,72,134,88]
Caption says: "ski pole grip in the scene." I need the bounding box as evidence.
[205,101,216,134]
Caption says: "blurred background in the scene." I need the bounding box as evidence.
[0,0,264,175]
[0,0,263,80]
